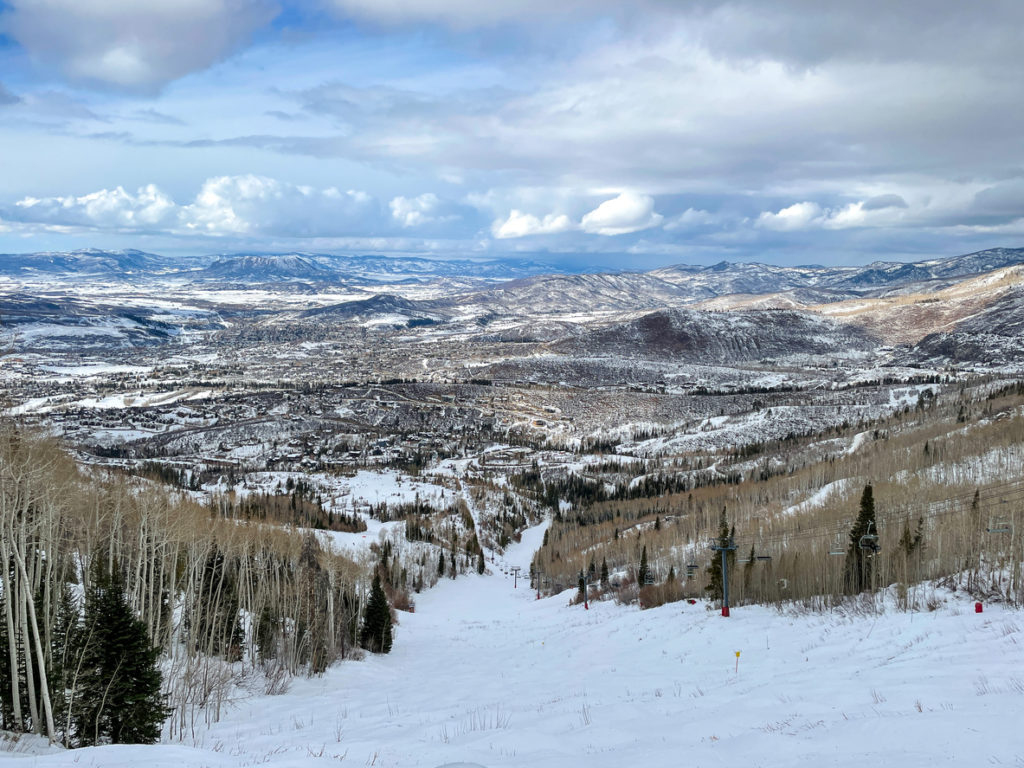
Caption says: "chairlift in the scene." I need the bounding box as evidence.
[858,521,880,555]
[828,531,846,556]
[755,555,772,562]
[987,517,1013,534]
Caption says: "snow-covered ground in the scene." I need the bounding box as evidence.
[6,523,1022,768]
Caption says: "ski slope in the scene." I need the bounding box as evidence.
[6,522,1022,767]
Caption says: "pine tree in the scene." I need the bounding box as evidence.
[706,509,731,602]
[600,557,609,589]
[477,551,485,575]
[899,517,924,556]
[437,550,445,578]
[844,484,878,594]
[73,561,169,745]
[638,546,650,585]
[359,572,393,654]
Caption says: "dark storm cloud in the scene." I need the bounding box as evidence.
[863,195,909,211]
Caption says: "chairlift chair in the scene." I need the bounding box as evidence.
[858,521,880,555]
[987,516,1013,534]
[828,531,846,556]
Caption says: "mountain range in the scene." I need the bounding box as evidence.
[4,246,1024,367]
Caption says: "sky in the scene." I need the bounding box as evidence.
[0,1,1023,269]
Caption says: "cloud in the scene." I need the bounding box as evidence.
[580,192,662,236]
[5,176,380,238]
[492,210,574,239]
[663,208,720,230]
[0,83,21,106]
[862,194,909,211]
[321,0,607,28]
[128,108,186,126]
[1,0,276,91]
[13,184,176,229]
[756,202,823,231]
[390,193,441,227]
[970,181,1024,224]
[757,197,919,231]
[180,175,376,237]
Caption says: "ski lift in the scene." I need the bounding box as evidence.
[828,532,846,556]
[987,517,1013,534]
[755,555,773,562]
[777,578,789,590]
[858,521,880,555]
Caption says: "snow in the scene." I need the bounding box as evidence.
[9,522,1022,768]
[780,478,853,518]
[846,430,871,455]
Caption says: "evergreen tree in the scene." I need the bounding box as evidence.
[73,561,169,745]
[437,550,445,578]
[899,517,924,556]
[844,484,878,594]
[638,545,650,585]
[477,550,485,575]
[359,572,393,654]
[743,544,755,590]
[706,508,731,602]
[600,557,609,589]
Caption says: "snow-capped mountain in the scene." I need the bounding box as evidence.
[193,253,341,283]
[0,248,163,277]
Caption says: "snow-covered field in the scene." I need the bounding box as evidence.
[6,524,1022,768]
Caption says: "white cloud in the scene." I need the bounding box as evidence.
[6,176,378,238]
[2,0,275,90]
[663,208,720,230]
[180,175,375,236]
[491,210,574,239]
[390,193,441,227]
[13,184,176,229]
[757,198,915,231]
[580,192,662,236]
[756,201,823,231]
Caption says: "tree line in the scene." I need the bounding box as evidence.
[0,424,385,748]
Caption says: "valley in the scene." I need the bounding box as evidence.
[2,247,1024,765]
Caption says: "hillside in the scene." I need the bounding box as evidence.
[555,308,878,363]
[13,524,1022,768]
[812,265,1024,346]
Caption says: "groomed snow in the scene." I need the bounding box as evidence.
[7,523,1022,767]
